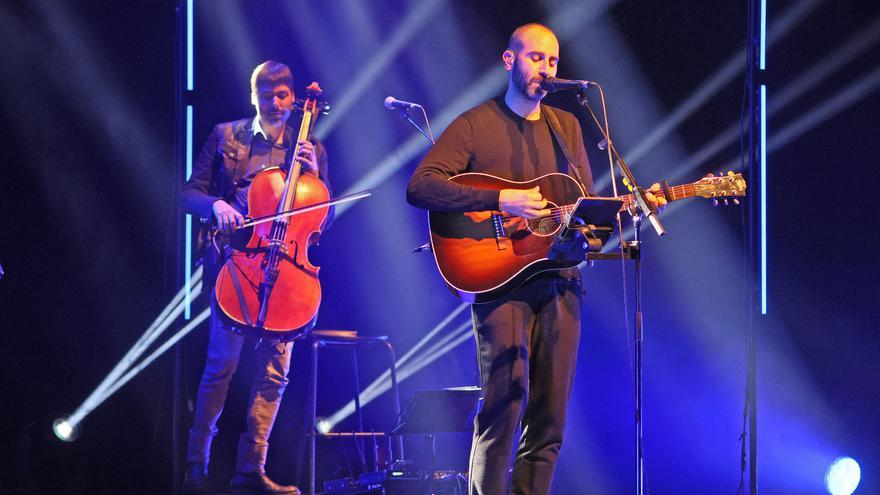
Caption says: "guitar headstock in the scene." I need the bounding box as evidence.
[694,171,747,205]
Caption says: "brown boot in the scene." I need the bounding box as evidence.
[182,463,210,494]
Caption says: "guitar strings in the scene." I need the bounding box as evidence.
[497,175,740,224]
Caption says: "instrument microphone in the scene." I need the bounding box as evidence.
[540,76,597,92]
[384,96,422,111]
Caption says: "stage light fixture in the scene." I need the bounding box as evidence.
[53,272,206,441]
[52,417,78,442]
[317,418,332,434]
[825,457,860,495]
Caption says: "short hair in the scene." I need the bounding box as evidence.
[250,60,294,95]
[507,23,556,51]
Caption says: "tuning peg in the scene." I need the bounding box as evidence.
[723,199,729,206]
[712,199,719,207]
[733,198,740,205]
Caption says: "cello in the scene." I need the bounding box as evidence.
[213,82,329,339]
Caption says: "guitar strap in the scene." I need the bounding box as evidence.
[542,105,591,195]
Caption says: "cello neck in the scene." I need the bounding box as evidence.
[278,82,323,217]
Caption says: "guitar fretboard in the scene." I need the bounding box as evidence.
[538,184,698,221]
[618,183,698,204]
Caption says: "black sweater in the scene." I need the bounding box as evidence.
[407,96,593,212]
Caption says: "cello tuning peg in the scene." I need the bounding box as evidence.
[733,198,740,205]
[723,199,729,206]
[712,199,719,207]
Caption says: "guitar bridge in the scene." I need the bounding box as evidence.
[492,213,509,250]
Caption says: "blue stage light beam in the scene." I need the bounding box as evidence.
[95,308,212,409]
[660,14,880,184]
[333,1,607,216]
[314,0,446,139]
[55,306,211,441]
[617,63,880,258]
[356,303,469,400]
[31,0,170,213]
[204,0,258,81]
[593,0,824,192]
[334,68,505,216]
[323,320,473,431]
[706,64,880,174]
[54,270,204,439]
[767,66,880,154]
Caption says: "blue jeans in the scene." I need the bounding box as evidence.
[186,305,292,473]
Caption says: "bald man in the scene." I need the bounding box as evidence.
[407,24,591,494]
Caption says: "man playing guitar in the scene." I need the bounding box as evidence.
[407,24,664,494]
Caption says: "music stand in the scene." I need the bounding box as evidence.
[391,387,481,489]
[548,197,624,262]
[391,387,481,435]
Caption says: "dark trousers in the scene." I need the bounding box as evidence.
[186,298,292,473]
[468,277,582,495]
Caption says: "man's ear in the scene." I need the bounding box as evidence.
[250,92,257,107]
[502,49,515,71]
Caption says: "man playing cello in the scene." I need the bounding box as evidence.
[181,60,331,495]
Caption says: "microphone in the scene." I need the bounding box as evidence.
[384,96,422,111]
[540,76,597,92]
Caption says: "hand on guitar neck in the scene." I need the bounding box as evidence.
[635,182,668,214]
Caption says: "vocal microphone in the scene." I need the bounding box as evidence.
[540,76,597,92]
[384,96,422,111]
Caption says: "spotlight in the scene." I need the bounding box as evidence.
[52,417,78,442]
[316,418,332,434]
[825,457,860,495]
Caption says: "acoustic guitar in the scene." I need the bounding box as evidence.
[427,172,746,303]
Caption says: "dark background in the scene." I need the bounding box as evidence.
[1,0,878,493]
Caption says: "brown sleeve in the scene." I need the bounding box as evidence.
[406,115,500,212]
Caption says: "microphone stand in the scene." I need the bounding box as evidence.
[395,106,435,144]
[391,101,437,254]
[575,85,665,495]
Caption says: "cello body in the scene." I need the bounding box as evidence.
[213,82,330,338]
[214,168,329,334]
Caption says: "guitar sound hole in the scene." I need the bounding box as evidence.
[527,202,561,236]
[531,217,560,235]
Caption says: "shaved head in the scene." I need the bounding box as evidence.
[507,23,557,52]
[502,23,560,104]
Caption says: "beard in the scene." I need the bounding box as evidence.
[512,59,545,101]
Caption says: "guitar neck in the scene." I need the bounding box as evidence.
[549,182,699,214]
[616,182,699,205]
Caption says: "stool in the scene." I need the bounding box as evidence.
[301,330,402,495]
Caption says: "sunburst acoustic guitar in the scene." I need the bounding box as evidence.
[427,172,746,303]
